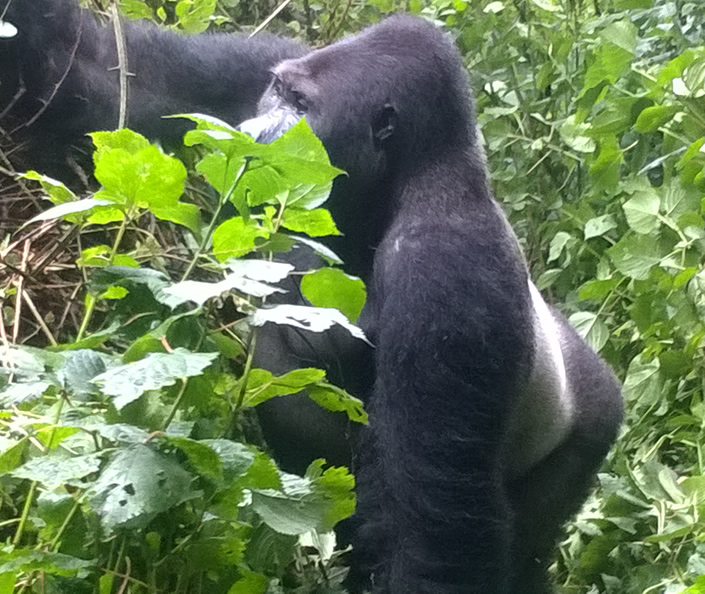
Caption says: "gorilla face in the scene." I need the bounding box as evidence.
[239,16,476,187]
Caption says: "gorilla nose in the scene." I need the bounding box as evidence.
[237,116,273,143]
[237,110,301,144]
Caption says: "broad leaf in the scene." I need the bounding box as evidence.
[92,349,218,409]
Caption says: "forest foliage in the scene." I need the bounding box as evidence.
[0,0,704,593]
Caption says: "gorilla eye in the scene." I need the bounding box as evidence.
[291,90,308,113]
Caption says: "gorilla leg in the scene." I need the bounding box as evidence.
[509,433,613,594]
[509,317,623,593]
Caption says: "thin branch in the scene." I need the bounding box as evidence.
[250,0,293,38]
[109,1,130,129]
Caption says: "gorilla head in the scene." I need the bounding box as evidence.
[239,16,492,277]
[249,18,473,154]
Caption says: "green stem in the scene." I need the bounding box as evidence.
[14,396,66,547]
[161,307,211,431]
[162,379,189,431]
[13,481,37,547]
[49,495,83,551]
[76,214,130,341]
[233,330,257,412]
[181,159,251,282]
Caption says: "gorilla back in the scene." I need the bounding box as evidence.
[239,15,623,594]
[0,0,306,180]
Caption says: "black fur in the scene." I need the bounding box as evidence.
[0,0,306,179]
[0,6,623,592]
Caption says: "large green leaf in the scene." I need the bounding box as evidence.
[92,349,218,409]
[301,268,367,322]
[89,445,197,532]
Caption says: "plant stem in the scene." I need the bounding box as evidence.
[162,379,189,431]
[14,396,66,547]
[13,481,37,546]
[161,307,211,431]
[49,495,83,550]
[76,214,130,341]
[233,330,257,412]
[181,159,250,282]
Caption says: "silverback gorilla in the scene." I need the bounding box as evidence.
[0,3,623,593]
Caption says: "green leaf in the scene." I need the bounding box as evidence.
[0,438,27,474]
[12,453,103,489]
[243,368,327,407]
[196,153,254,215]
[281,209,340,237]
[307,461,356,527]
[307,384,368,424]
[164,260,293,305]
[212,217,269,261]
[251,304,369,343]
[634,105,681,133]
[547,231,573,263]
[21,171,77,204]
[162,436,223,481]
[599,21,638,56]
[623,190,661,234]
[89,423,151,445]
[26,198,113,225]
[59,349,112,397]
[0,550,93,576]
[91,128,150,158]
[582,43,633,94]
[228,571,268,594]
[152,202,203,236]
[569,312,609,352]
[623,355,662,406]
[91,130,188,214]
[584,214,617,240]
[0,381,53,406]
[200,439,256,482]
[578,278,620,300]
[560,116,596,153]
[89,445,197,532]
[613,0,652,7]
[251,478,328,535]
[77,245,139,268]
[92,266,182,308]
[607,235,663,280]
[92,349,218,409]
[301,268,367,322]
[119,0,154,19]
[590,137,623,192]
[294,236,343,265]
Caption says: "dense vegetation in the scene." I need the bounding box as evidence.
[0,0,703,592]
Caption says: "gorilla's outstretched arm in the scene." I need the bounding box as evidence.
[0,0,306,177]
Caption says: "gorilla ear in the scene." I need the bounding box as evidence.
[372,103,397,149]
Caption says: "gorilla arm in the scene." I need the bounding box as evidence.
[0,0,306,177]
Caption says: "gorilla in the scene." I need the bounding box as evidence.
[240,20,622,593]
[0,3,623,593]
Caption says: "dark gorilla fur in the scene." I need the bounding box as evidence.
[0,4,623,593]
[0,0,306,180]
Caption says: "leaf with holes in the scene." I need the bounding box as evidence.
[88,445,197,533]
